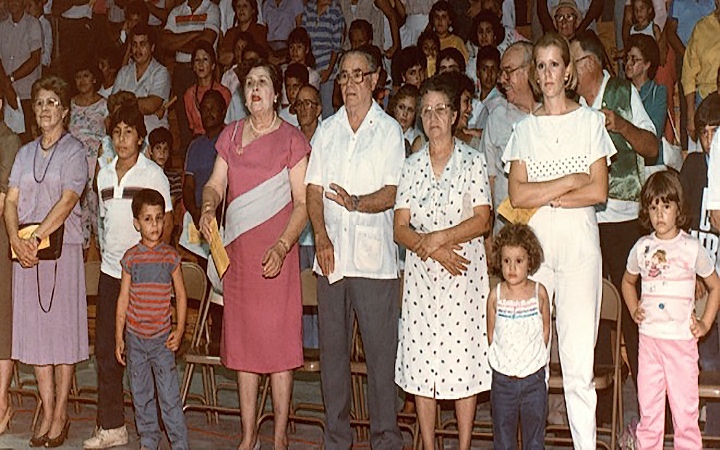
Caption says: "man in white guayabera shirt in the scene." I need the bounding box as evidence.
[305,47,404,450]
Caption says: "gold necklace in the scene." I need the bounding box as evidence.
[249,112,278,136]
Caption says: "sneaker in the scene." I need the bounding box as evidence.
[83,425,129,449]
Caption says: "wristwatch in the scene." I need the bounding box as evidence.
[350,195,360,211]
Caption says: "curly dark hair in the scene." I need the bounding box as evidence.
[639,169,690,231]
[490,223,544,278]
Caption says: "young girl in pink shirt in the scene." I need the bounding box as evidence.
[622,170,720,448]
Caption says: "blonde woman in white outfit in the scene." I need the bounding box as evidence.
[503,32,615,449]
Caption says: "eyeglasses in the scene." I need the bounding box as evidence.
[294,99,319,109]
[420,103,451,119]
[499,63,527,78]
[554,13,577,22]
[337,69,376,86]
[33,98,62,110]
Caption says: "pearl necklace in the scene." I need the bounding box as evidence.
[249,112,278,136]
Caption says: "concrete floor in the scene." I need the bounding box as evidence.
[0,357,646,449]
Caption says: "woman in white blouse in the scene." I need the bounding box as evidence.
[503,32,615,448]
[394,72,493,450]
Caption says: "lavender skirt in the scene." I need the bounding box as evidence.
[12,244,89,365]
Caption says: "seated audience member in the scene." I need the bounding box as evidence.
[108,0,149,64]
[182,89,227,351]
[301,0,345,119]
[429,0,469,62]
[148,127,182,214]
[467,11,504,85]
[280,63,309,127]
[0,0,42,143]
[286,27,321,89]
[447,71,483,148]
[625,34,667,158]
[537,0,603,37]
[295,84,322,143]
[388,83,423,155]
[478,0,528,55]
[680,93,720,437]
[221,33,261,93]
[682,4,720,144]
[437,47,467,74]
[391,45,427,90]
[262,0,304,61]
[161,0,220,154]
[86,103,173,450]
[475,45,503,120]
[220,0,269,64]
[98,46,123,98]
[481,41,538,235]
[70,61,109,251]
[552,0,583,39]
[113,24,171,135]
[418,29,440,77]
[338,0,401,59]
[25,0,51,72]
[184,41,232,138]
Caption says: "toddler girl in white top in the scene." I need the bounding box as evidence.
[487,223,550,449]
[622,170,720,449]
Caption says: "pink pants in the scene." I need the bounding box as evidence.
[636,334,701,450]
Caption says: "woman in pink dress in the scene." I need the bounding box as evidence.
[199,60,310,450]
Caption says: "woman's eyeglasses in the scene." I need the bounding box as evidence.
[420,103,451,119]
[33,98,62,110]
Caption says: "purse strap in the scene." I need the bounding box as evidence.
[36,262,58,314]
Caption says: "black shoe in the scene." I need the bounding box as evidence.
[44,420,70,448]
[29,433,49,447]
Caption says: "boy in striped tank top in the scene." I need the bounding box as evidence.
[115,189,189,449]
[487,224,551,449]
[622,170,720,449]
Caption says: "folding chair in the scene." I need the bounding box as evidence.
[545,278,623,449]
[257,269,326,434]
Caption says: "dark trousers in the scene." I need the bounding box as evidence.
[96,273,126,430]
[491,368,547,450]
[596,220,642,423]
[317,276,403,450]
[700,319,720,435]
[171,63,195,155]
[19,98,35,143]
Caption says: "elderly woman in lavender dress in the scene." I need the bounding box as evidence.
[4,75,89,448]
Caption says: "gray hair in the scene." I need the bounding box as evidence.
[505,41,534,66]
[338,48,379,73]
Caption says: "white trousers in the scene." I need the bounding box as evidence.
[529,206,603,450]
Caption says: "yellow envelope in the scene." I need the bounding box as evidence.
[497,198,538,225]
[208,218,229,279]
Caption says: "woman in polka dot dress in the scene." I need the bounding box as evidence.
[394,72,493,450]
[502,33,615,448]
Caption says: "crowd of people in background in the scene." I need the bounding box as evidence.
[0,0,719,448]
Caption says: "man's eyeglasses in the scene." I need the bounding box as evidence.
[420,103,451,119]
[554,13,577,22]
[33,98,62,110]
[499,63,527,78]
[337,69,376,86]
[574,54,593,65]
[294,99,319,109]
